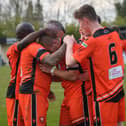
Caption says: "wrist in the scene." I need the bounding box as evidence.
[67,43,73,48]
[50,66,57,76]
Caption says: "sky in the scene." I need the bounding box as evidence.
[2,0,123,23]
[39,0,121,22]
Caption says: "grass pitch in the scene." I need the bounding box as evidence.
[0,66,125,125]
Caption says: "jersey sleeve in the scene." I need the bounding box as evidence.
[28,43,50,61]
[6,43,19,58]
[73,38,96,64]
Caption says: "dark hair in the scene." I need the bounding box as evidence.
[74,4,97,21]
[16,22,35,40]
[97,15,101,24]
[47,20,65,33]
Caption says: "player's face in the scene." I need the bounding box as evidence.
[78,18,91,37]
[79,28,85,41]
[50,30,64,52]
[50,37,62,52]
[57,30,64,38]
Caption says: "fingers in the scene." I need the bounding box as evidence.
[39,63,52,74]
[63,35,75,45]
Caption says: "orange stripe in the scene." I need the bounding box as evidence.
[97,80,123,101]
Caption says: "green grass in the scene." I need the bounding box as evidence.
[0,66,125,125]
[0,66,64,126]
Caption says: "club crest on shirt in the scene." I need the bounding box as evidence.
[81,42,88,48]
[39,117,45,123]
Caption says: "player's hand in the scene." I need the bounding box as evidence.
[39,63,52,74]
[48,90,56,102]
[63,35,76,45]
[78,70,90,81]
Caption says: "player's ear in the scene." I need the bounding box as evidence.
[57,31,64,38]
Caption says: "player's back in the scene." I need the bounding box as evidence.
[20,42,51,97]
[89,28,124,101]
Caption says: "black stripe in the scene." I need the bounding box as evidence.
[89,58,101,126]
[36,49,48,61]
[32,94,36,126]
[31,58,36,83]
[6,55,20,98]
[89,58,97,100]
[13,100,19,126]
[76,122,85,126]
[95,101,101,126]
[20,58,36,94]
[66,67,79,71]
[105,88,124,102]
[20,80,34,94]
[97,86,124,102]
[81,82,90,126]
[93,27,114,38]
[78,64,90,126]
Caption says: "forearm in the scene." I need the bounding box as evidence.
[17,30,43,51]
[78,71,90,81]
[53,69,78,81]
[41,43,66,65]
[66,44,77,66]
[51,76,62,82]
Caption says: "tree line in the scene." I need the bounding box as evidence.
[0,0,126,39]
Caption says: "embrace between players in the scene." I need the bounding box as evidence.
[6,4,125,126]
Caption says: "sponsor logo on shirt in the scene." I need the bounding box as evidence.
[109,65,123,80]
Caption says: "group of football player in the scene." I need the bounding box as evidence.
[6,4,125,126]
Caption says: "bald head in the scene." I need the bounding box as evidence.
[16,22,35,40]
[46,20,65,39]
[46,20,65,33]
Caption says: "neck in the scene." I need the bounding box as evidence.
[90,22,103,35]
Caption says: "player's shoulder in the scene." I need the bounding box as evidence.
[28,42,44,49]
[93,27,115,38]
[29,42,41,46]
[8,42,17,50]
[7,42,18,56]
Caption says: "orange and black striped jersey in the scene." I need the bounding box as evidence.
[58,43,92,97]
[20,42,51,97]
[6,43,20,98]
[73,27,125,102]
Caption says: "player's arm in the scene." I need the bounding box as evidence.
[40,43,66,65]
[52,69,79,81]
[40,64,89,81]
[51,76,62,82]
[53,69,89,81]
[63,35,80,66]
[64,35,95,66]
[17,29,48,51]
